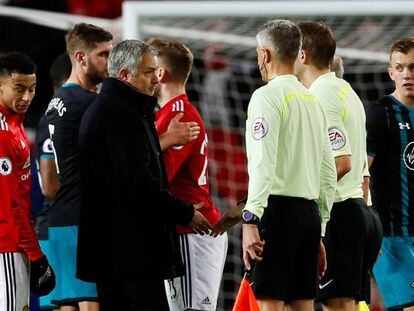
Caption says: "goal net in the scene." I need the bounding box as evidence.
[122,1,414,309]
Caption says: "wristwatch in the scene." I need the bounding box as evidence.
[242,210,260,225]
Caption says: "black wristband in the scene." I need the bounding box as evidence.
[242,210,260,225]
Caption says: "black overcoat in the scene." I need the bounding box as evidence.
[77,77,194,282]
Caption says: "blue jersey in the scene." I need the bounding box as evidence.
[366,95,414,236]
[45,83,97,227]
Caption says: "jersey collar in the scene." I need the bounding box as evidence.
[309,72,336,89]
[0,103,22,124]
[268,74,298,85]
[62,82,80,88]
[387,94,414,112]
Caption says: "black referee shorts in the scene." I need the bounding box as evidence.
[318,198,383,303]
[252,195,321,302]
[360,205,383,303]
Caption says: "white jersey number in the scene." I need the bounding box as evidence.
[198,134,208,186]
[48,124,60,174]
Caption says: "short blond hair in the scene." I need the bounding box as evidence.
[147,38,194,84]
[390,37,414,60]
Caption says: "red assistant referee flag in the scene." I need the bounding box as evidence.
[232,278,260,311]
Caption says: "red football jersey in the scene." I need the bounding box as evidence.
[0,105,43,261]
[155,94,221,233]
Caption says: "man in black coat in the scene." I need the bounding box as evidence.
[77,40,212,311]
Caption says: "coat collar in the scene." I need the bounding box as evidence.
[100,77,158,117]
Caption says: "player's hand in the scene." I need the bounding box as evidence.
[318,240,327,279]
[189,202,212,235]
[167,113,200,146]
[30,256,56,296]
[194,201,204,210]
[210,201,244,237]
[242,224,265,270]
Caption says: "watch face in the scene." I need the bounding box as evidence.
[243,210,253,222]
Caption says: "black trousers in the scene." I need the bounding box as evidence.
[97,275,169,311]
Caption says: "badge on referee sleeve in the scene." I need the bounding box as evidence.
[328,126,346,150]
[251,117,268,140]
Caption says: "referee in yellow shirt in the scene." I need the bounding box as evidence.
[242,20,337,311]
[294,21,382,311]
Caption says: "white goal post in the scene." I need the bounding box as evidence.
[123,1,414,63]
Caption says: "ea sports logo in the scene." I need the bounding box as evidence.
[328,127,346,151]
[0,157,12,176]
[252,117,268,140]
[403,142,414,171]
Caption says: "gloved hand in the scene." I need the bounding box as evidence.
[30,256,56,296]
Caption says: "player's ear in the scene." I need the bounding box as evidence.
[388,67,395,82]
[157,67,167,83]
[118,68,129,81]
[299,50,307,64]
[74,51,85,65]
[264,48,271,64]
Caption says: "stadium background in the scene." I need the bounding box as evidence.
[0,0,408,309]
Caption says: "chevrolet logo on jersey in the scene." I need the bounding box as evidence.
[23,155,30,169]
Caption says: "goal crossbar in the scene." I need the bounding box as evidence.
[123,1,414,39]
[140,24,389,63]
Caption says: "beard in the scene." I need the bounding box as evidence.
[86,61,107,86]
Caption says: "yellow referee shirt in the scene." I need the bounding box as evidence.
[309,72,367,202]
[244,74,337,235]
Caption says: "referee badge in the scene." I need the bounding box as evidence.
[252,117,268,140]
[0,157,12,176]
[328,127,346,151]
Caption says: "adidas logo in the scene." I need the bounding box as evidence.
[201,296,211,305]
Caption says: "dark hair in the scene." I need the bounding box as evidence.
[390,37,414,58]
[147,38,193,84]
[298,21,336,70]
[65,23,113,62]
[0,52,37,77]
[256,20,302,66]
[50,53,72,88]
